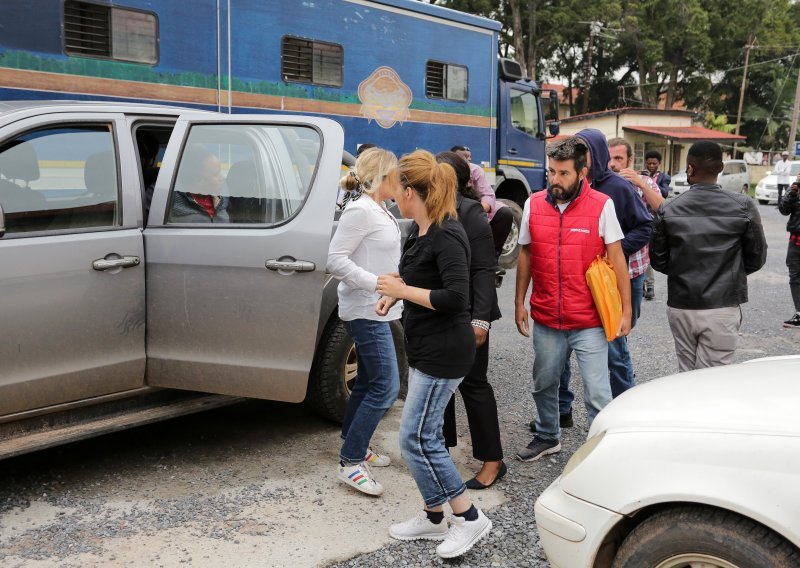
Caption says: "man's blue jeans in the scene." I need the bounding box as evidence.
[531,324,611,443]
[340,319,400,465]
[557,273,646,414]
[399,368,466,508]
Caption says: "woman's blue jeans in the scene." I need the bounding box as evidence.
[340,319,400,465]
[399,368,466,508]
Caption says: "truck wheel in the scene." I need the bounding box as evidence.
[612,506,800,568]
[306,316,408,423]
[498,198,523,269]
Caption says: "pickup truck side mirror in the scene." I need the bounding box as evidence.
[0,201,5,238]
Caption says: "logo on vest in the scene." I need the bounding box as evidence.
[570,228,590,234]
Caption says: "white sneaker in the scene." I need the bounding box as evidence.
[389,511,449,541]
[364,448,391,467]
[436,509,492,559]
[337,462,383,496]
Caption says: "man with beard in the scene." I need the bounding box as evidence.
[514,137,631,462]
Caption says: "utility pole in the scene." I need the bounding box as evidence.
[581,22,601,114]
[734,35,755,158]
[788,63,800,157]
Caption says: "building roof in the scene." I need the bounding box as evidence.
[560,107,697,123]
[622,125,746,141]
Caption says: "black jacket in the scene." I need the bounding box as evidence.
[650,183,767,309]
[456,195,501,323]
[779,187,800,235]
[400,217,475,378]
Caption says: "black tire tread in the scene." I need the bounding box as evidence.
[613,505,800,568]
[306,317,351,422]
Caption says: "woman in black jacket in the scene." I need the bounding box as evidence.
[376,150,491,559]
[436,152,505,489]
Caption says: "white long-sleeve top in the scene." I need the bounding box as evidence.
[326,196,403,322]
[775,159,793,185]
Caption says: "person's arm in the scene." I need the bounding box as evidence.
[779,182,799,215]
[649,203,669,273]
[607,240,631,337]
[326,205,379,291]
[619,169,665,210]
[617,185,653,257]
[461,202,497,347]
[471,165,496,214]
[515,244,532,337]
[742,198,768,275]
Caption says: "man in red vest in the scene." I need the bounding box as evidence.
[514,136,632,461]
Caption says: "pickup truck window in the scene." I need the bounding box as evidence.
[0,124,120,235]
[167,124,321,226]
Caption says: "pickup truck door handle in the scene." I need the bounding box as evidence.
[92,256,141,271]
[265,258,316,272]
[508,148,518,155]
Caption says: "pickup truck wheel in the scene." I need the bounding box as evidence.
[612,506,800,568]
[306,317,408,423]
[498,199,523,269]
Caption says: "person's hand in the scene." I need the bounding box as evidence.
[376,274,406,299]
[481,201,491,213]
[472,325,488,347]
[619,168,646,190]
[616,310,632,338]
[375,296,397,317]
[515,303,530,337]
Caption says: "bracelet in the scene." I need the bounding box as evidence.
[471,319,491,331]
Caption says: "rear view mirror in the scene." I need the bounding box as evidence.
[543,89,560,138]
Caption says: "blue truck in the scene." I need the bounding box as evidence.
[0,0,557,266]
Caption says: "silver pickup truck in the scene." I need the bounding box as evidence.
[0,101,407,459]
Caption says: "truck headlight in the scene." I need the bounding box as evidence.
[562,431,606,477]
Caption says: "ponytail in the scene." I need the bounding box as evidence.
[398,150,457,225]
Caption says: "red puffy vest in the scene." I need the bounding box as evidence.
[528,180,608,329]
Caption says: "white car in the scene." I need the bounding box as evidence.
[755,161,800,204]
[671,159,750,196]
[534,356,800,568]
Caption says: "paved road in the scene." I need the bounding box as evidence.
[0,202,795,567]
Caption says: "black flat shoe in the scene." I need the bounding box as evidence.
[464,461,507,490]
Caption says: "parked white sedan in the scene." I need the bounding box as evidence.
[755,161,800,204]
[534,356,800,568]
[671,159,750,196]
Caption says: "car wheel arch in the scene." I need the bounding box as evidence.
[592,501,800,568]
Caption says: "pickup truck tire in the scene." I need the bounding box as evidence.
[306,316,408,423]
[612,505,800,568]
[498,198,523,269]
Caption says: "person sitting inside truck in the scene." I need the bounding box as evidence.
[450,145,513,269]
[169,145,230,223]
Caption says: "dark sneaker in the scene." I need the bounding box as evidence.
[784,314,800,328]
[644,284,655,300]
[516,437,561,462]
[529,411,573,432]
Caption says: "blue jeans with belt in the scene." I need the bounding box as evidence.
[557,272,646,414]
[400,368,466,508]
[340,319,400,465]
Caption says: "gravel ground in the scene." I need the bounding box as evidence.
[0,203,796,568]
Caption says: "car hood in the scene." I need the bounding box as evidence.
[589,356,800,437]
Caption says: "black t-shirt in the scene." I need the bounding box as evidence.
[400,217,475,378]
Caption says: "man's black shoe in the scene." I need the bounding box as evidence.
[529,411,573,432]
[784,313,800,328]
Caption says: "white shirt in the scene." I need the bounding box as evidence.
[775,159,792,185]
[327,196,403,321]
[517,195,624,246]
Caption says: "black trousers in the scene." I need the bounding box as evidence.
[443,335,503,461]
[787,241,800,311]
[490,207,514,258]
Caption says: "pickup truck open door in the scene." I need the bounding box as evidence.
[144,115,343,402]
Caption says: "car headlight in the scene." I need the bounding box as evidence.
[562,431,606,477]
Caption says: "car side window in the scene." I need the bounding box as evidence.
[167,124,321,225]
[0,124,120,235]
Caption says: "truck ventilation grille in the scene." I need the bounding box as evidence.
[282,37,343,87]
[64,1,111,58]
[426,61,446,99]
